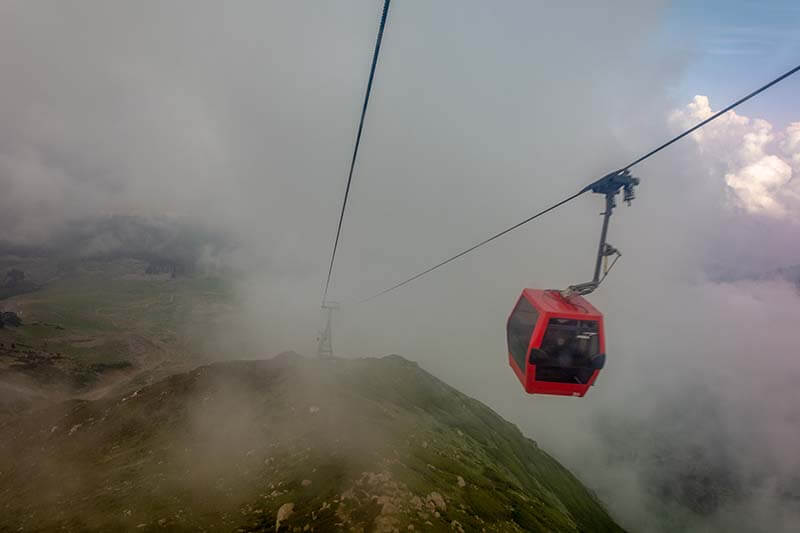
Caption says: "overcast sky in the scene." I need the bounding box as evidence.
[1,2,799,531]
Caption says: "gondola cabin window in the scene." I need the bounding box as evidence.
[506,297,538,372]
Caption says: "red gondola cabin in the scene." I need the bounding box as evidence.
[506,289,605,397]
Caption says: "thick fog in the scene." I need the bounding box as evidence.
[2,1,799,531]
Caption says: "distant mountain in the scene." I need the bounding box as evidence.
[771,265,800,286]
[0,214,235,280]
[0,354,623,532]
[711,264,800,287]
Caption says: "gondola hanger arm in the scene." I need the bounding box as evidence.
[563,169,639,297]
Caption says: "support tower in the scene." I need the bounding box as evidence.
[316,302,339,358]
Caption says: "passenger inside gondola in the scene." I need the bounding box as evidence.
[534,318,600,384]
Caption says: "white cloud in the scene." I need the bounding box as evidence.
[780,121,800,171]
[670,96,798,218]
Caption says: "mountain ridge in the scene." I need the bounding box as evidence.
[0,352,623,532]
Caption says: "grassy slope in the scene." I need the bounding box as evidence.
[0,354,623,532]
[6,273,231,358]
[0,270,232,415]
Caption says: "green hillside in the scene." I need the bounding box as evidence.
[0,353,623,532]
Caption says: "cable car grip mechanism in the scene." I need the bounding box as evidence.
[562,169,640,298]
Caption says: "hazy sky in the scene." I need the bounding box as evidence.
[1,2,799,531]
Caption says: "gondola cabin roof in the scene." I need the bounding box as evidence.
[520,288,601,319]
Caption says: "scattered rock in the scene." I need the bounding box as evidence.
[457,476,466,488]
[451,520,465,532]
[426,492,446,512]
[0,311,22,328]
[309,406,320,414]
[301,479,312,487]
[68,424,82,436]
[276,502,294,531]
